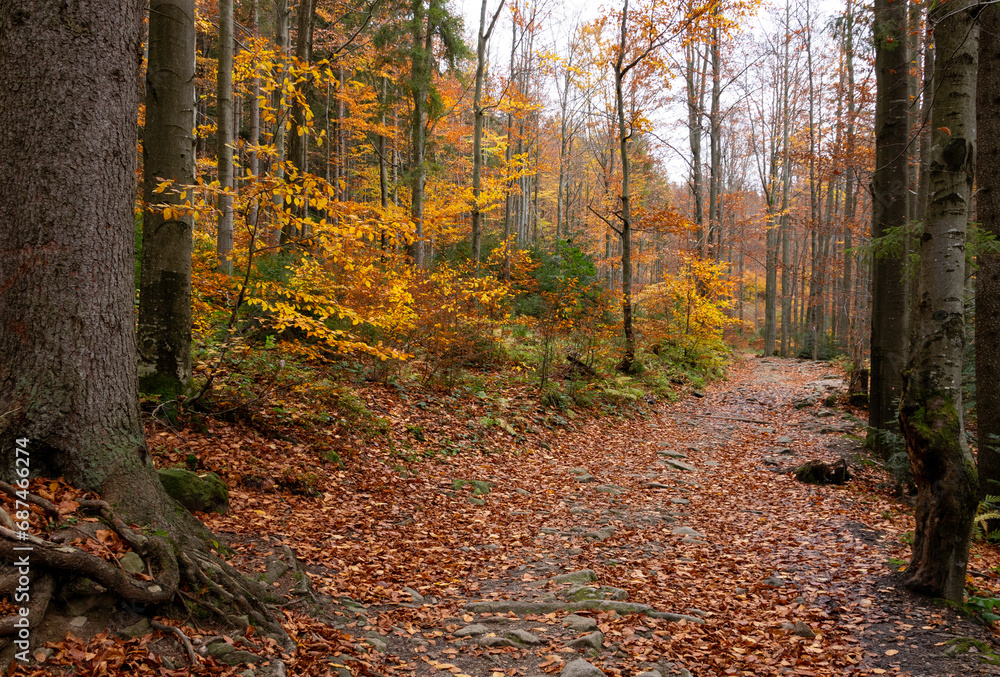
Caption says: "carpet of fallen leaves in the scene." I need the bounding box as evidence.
[12,355,1000,676]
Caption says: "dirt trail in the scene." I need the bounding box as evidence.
[217,357,1000,676]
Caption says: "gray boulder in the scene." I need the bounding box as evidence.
[561,658,605,677]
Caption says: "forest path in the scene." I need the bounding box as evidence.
[204,357,1000,676]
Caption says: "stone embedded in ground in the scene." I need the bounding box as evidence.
[569,468,590,475]
[157,468,229,514]
[636,671,662,677]
[646,482,671,489]
[561,658,606,677]
[657,450,687,458]
[206,642,236,657]
[664,458,697,472]
[776,436,793,444]
[566,630,604,651]
[69,616,87,628]
[402,586,424,603]
[777,447,796,455]
[792,621,816,638]
[576,474,596,483]
[220,650,262,666]
[584,526,616,541]
[120,618,150,639]
[467,496,485,505]
[560,585,629,602]
[118,551,145,574]
[364,635,387,652]
[549,569,598,585]
[671,526,703,538]
[516,488,531,495]
[454,624,489,637]
[506,629,542,645]
[479,635,517,648]
[563,614,599,632]
[670,498,690,505]
[594,484,625,495]
[761,575,786,587]
[452,479,492,495]
[703,461,720,467]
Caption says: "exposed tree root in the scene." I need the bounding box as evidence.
[150,619,200,666]
[0,484,292,668]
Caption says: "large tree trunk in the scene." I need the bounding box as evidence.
[0,0,283,647]
[899,0,978,602]
[869,0,910,457]
[977,4,1000,502]
[138,0,197,398]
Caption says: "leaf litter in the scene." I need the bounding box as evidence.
[11,356,1000,676]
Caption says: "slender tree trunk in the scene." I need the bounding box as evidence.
[217,0,235,273]
[708,20,722,260]
[614,2,634,369]
[472,0,504,272]
[900,0,978,602]
[837,0,856,348]
[408,0,432,267]
[869,0,910,456]
[978,3,1000,502]
[138,0,197,397]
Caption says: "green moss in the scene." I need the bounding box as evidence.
[945,637,1000,664]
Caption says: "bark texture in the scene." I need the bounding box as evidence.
[977,3,1000,501]
[139,0,197,396]
[217,0,235,272]
[899,0,978,602]
[0,0,155,497]
[0,0,283,642]
[869,0,910,456]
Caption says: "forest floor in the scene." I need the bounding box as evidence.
[18,355,1000,676]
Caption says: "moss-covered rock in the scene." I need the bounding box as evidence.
[158,468,229,514]
[793,458,851,485]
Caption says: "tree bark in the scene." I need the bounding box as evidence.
[978,3,1000,502]
[408,0,431,267]
[0,0,285,640]
[139,0,197,397]
[869,0,910,457]
[471,0,504,273]
[900,0,978,602]
[614,0,635,370]
[217,0,235,273]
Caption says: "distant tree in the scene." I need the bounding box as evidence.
[406,0,467,266]
[471,0,505,272]
[899,0,978,602]
[138,0,197,398]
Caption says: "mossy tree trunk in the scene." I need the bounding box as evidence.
[0,0,280,646]
[899,0,978,603]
